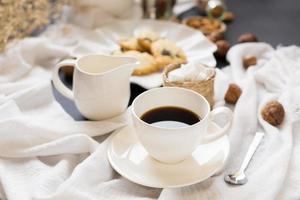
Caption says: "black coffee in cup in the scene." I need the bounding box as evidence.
[140,106,200,128]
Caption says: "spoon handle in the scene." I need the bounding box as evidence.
[239,132,264,173]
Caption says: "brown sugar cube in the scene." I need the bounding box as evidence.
[223,11,235,23]
[207,32,224,43]
[261,100,285,126]
[243,55,257,69]
[238,33,258,43]
[224,83,242,104]
[215,40,230,57]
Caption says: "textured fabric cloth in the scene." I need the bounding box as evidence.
[0,14,300,200]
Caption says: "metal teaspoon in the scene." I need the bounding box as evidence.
[225,132,265,185]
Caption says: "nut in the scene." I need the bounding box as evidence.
[224,83,242,104]
[243,55,257,69]
[215,40,230,57]
[261,100,285,126]
[238,33,258,43]
[223,11,235,23]
[207,32,224,43]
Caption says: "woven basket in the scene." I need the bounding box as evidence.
[163,64,215,108]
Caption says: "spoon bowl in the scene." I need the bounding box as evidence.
[224,132,264,186]
[224,172,248,185]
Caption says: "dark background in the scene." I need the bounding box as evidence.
[179,0,300,46]
[53,0,300,120]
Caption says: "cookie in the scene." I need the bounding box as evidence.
[114,50,158,76]
[137,30,160,52]
[184,17,224,35]
[119,37,143,52]
[151,39,187,70]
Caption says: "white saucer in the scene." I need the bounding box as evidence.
[107,122,230,188]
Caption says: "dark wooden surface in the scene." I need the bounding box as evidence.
[53,0,300,120]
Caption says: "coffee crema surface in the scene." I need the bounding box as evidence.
[140,106,200,128]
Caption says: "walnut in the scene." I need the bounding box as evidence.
[207,32,224,43]
[223,11,235,23]
[224,83,242,104]
[215,40,230,58]
[261,101,285,126]
[243,55,257,69]
[238,33,258,43]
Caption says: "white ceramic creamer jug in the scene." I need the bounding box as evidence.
[53,54,139,120]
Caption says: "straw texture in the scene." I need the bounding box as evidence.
[163,64,215,107]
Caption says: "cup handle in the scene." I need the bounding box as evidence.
[52,59,76,100]
[201,107,233,144]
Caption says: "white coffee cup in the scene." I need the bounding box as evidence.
[132,87,232,164]
[53,54,138,120]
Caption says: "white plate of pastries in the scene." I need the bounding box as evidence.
[73,19,217,89]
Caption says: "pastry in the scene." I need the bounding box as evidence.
[114,50,158,76]
[224,83,242,104]
[119,37,143,52]
[137,30,160,52]
[115,30,188,75]
[183,17,226,35]
[151,39,187,70]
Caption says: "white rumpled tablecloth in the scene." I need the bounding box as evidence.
[1,16,300,200]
